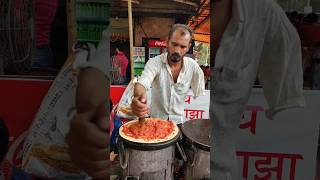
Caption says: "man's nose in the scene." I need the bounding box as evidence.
[173,47,182,55]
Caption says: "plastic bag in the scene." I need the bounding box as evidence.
[0,131,30,180]
[20,45,98,179]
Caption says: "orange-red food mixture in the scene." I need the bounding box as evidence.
[122,118,175,141]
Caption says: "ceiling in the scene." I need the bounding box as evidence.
[109,0,210,43]
[109,0,201,19]
[187,0,210,43]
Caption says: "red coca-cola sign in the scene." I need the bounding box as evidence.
[148,40,167,47]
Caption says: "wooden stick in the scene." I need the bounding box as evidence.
[128,0,134,80]
[66,0,76,59]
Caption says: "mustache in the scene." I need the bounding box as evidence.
[170,53,181,62]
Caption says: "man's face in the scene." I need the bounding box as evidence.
[167,29,191,63]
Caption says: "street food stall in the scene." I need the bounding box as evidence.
[2,0,320,179]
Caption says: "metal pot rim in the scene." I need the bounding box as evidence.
[119,131,181,151]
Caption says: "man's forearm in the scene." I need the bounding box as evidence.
[134,83,146,98]
[76,68,108,113]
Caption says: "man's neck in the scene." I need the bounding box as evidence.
[213,0,233,55]
[167,58,183,83]
[168,59,183,69]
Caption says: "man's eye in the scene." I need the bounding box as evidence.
[171,42,178,46]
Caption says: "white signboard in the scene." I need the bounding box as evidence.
[183,90,210,120]
[236,89,320,180]
[184,88,320,180]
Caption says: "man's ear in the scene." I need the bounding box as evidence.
[187,42,192,50]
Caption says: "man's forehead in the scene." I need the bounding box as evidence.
[170,28,191,43]
[172,28,191,37]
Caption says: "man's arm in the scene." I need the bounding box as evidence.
[191,61,205,98]
[258,1,305,120]
[131,82,149,117]
[133,57,160,99]
[131,57,159,117]
[134,83,146,98]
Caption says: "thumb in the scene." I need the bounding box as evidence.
[94,102,109,132]
[139,94,147,104]
[79,102,108,132]
[78,108,97,122]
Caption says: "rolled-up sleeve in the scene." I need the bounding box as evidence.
[258,4,305,120]
[137,58,160,91]
[191,62,205,98]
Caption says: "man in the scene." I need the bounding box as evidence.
[212,0,304,179]
[66,29,110,179]
[131,24,205,124]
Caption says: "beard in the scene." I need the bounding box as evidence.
[169,52,183,63]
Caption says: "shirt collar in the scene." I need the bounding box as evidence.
[161,52,169,64]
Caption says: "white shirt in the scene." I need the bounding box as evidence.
[211,0,305,179]
[138,53,205,124]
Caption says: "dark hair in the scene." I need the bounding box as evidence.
[0,118,9,162]
[168,24,194,42]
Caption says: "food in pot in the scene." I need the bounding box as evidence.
[120,118,178,143]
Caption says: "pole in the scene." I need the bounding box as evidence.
[65,0,77,68]
[66,0,76,57]
[128,0,134,80]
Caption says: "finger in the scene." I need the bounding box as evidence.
[132,98,148,109]
[131,108,149,117]
[79,109,98,122]
[97,116,109,132]
[95,102,109,131]
[81,125,109,148]
[135,110,149,117]
[70,119,109,148]
[71,114,109,148]
[139,95,147,104]
[131,104,148,114]
[69,112,95,135]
